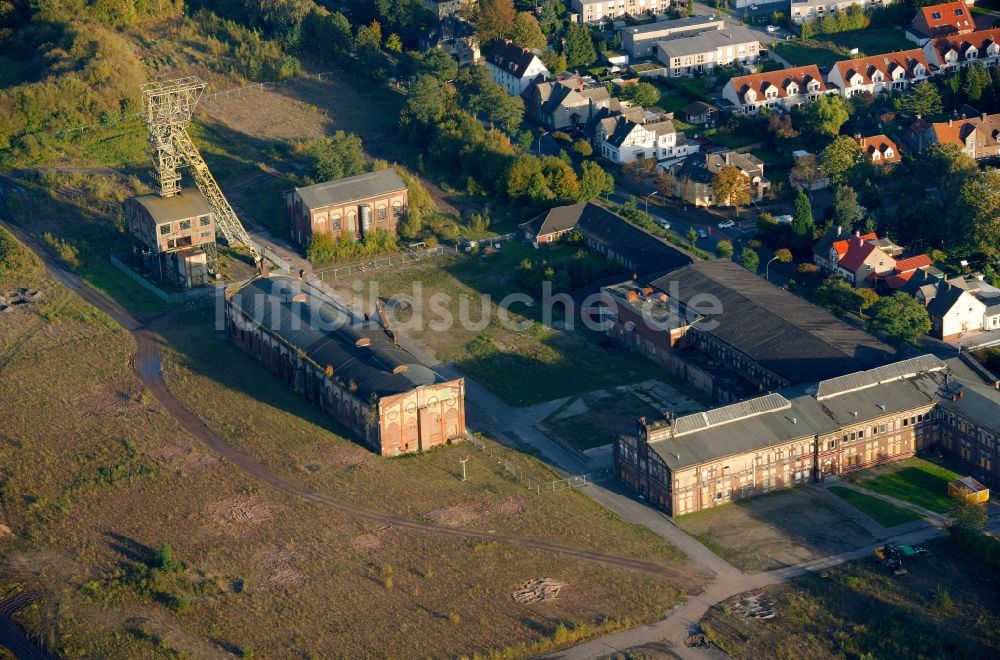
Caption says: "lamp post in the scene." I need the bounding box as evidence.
[645,190,659,213]
[537,130,548,155]
[765,255,779,281]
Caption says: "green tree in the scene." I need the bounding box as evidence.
[716,240,734,258]
[739,247,760,273]
[400,75,454,142]
[833,185,865,230]
[385,33,403,52]
[956,167,1000,258]
[792,189,814,237]
[399,205,423,238]
[564,22,597,67]
[398,48,459,82]
[812,278,865,316]
[712,166,751,209]
[622,81,660,107]
[510,11,546,50]
[686,227,698,245]
[578,160,614,200]
[152,542,180,572]
[961,63,985,101]
[819,136,863,184]
[296,131,367,183]
[803,94,850,136]
[541,49,568,74]
[476,0,517,42]
[897,81,943,117]
[865,292,932,344]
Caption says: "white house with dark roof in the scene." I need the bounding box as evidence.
[722,65,829,113]
[827,50,930,98]
[656,26,760,78]
[619,15,726,58]
[485,40,549,96]
[595,116,697,164]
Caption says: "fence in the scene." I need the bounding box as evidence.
[312,245,459,281]
[110,255,218,303]
[464,434,611,495]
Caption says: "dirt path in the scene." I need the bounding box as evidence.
[0,591,54,660]
[0,203,695,585]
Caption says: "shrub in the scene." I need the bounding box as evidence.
[42,232,81,270]
[551,131,572,144]
[572,139,593,157]
[798,262,820,274]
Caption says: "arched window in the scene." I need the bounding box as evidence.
[331,214,342,231]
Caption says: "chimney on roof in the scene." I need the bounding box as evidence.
[984,112,988,121]
[948,118,953,126]
[855,229,861,238]
[836,225,843,236]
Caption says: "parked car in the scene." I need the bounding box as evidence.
[658,219,671,230]
[718,220,736,229]
[696,228,709,239]
[766,25,780,33]
[750,3,760,10]
[774,214,794,224]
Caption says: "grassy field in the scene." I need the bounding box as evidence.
[701,538,1000,659]
[0,230,697,657]
[827,486,922,527]
[856,457,962,514]
[324,241,681,406]
[675,489,874,573]
[824,27,914,54]
[772,41,846,70]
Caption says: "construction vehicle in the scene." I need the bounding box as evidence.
[874,543,929,574]
[140,77,262,266]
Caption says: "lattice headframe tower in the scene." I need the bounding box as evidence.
[140,77,261,263]
[141,77,205,198]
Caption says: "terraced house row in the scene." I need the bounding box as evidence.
[723,24,1000,113]
[615,356,1000,516]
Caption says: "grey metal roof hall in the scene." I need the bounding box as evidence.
[293,169,407,210]
[232,276,439,399]
[649,261,898,384]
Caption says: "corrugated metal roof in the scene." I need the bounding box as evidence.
[232,276,440,399]
[130,191,213,225]
[671,393,791,437]
[815,354,947,400]
[294,169,407,210]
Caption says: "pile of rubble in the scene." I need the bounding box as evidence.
[0,288,41,312]
[513,578,564,604]
[727,591,776,619]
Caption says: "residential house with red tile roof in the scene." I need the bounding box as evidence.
[827,50,930,98]
[909,2,976,44]
[813,226,876,272]
[855,134,901,164]
[721,65,830,114]
[904,112,1000,159]
[880,254,935,290]
[923,28,1000,73]
[834,234,898,287]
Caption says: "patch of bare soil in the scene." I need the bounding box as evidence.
[422,502,488,528]
[308,442,372,470]
[73,378,151,418]
[0,524,12,540]
[206,496,275,534]
[513,578,565,605]
[726,591,776,619]
[496,496,526,518]
[147,443,220,473]
[352,533,384,553]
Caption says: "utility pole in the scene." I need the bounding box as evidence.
[458,456,469,481]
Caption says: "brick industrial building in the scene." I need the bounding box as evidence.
[124,191,217,287]
[286,169,409,247]
[615,355,1000,515]
[225,276,466,455]
[596,260,897,401]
